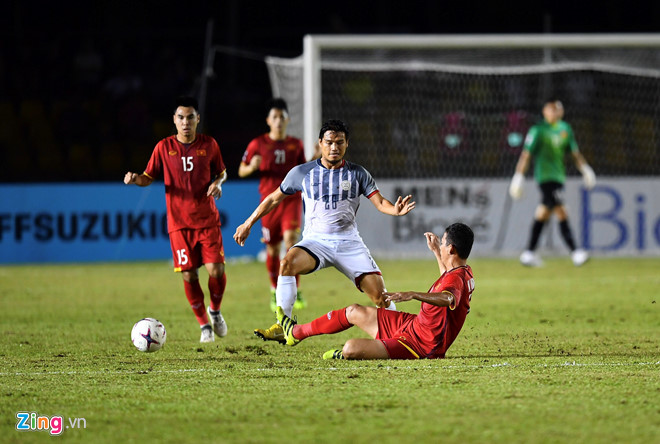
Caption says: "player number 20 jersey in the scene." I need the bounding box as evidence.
[280,159,379,239]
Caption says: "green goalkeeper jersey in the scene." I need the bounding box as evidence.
[523,120,578,184]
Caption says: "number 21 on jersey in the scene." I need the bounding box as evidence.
[274,149,285,164]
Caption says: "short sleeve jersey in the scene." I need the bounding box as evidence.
[241,134,306,198]
[408,265,475,359]
[144,134,226,233]
[523,120,579,184]
[280,159,378,239]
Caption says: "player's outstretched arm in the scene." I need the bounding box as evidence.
[233,188,287,246]
[384,290,455,308]
[123,172,153,187]
[368,192,416,216]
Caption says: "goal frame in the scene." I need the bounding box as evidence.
[302,33,660,159]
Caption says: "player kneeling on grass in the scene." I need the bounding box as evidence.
[276,223,475,360]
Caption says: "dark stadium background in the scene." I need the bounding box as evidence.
[2,1,658,183]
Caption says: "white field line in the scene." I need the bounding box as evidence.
[1,361,658,377]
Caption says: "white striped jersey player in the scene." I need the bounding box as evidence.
[233,121,416,327]
[281,158,378,240]
[280,158,382,296]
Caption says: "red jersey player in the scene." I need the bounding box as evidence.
[238,98,307,312]
[276,223,475,360]
[124,96,228,343]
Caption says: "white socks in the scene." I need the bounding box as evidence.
[276,275,397,316]
[276,275,297,318]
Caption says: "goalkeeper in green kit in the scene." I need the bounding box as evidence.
[509,98,596,267]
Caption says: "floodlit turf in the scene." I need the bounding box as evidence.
[0,257,658,443]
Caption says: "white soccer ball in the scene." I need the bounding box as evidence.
[131,318,167,352]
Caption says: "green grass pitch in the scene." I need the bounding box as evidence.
[1,257,658,443]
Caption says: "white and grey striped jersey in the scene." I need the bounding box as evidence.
[280,159,379,239]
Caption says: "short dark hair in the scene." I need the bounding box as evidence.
[318,119,350,140]
[445,222,474,260]
[174,96,199,113]
[267,98,288,116]
[544,97,562,106]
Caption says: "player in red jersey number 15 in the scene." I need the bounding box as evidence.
[124,96,228,343]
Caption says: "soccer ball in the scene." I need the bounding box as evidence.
[131,318,167,352]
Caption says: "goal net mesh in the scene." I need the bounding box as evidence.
[266,44,660,178]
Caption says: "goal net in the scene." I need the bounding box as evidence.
[266,34,660,179]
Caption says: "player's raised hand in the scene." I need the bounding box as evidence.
[424,232,441,253]
[124,172,138,185]
[394,194,416,216]
[233,223,251,246]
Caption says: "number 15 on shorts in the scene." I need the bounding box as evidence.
[176,249,189,266]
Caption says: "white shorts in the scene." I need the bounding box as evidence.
[294,236,381,287]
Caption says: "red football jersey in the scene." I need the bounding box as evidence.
[143,134,226,233]
[410,265,475,358]
[242,134,306,197]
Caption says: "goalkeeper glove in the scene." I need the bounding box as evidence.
[578,164,596,189]
[509,172,524,200]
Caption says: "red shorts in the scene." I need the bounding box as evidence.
[169,226,225,272]
[261,193,302,245]
[376,308,423,360]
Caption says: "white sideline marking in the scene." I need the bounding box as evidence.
[322,361,660,371]
[0,361,658,377]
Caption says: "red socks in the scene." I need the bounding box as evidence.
[293,308,352,340]
[184,275,226,324]
[267,254,300,291]
[208,274,226,311]
[183,280,208,326]
[266,254,279,289]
